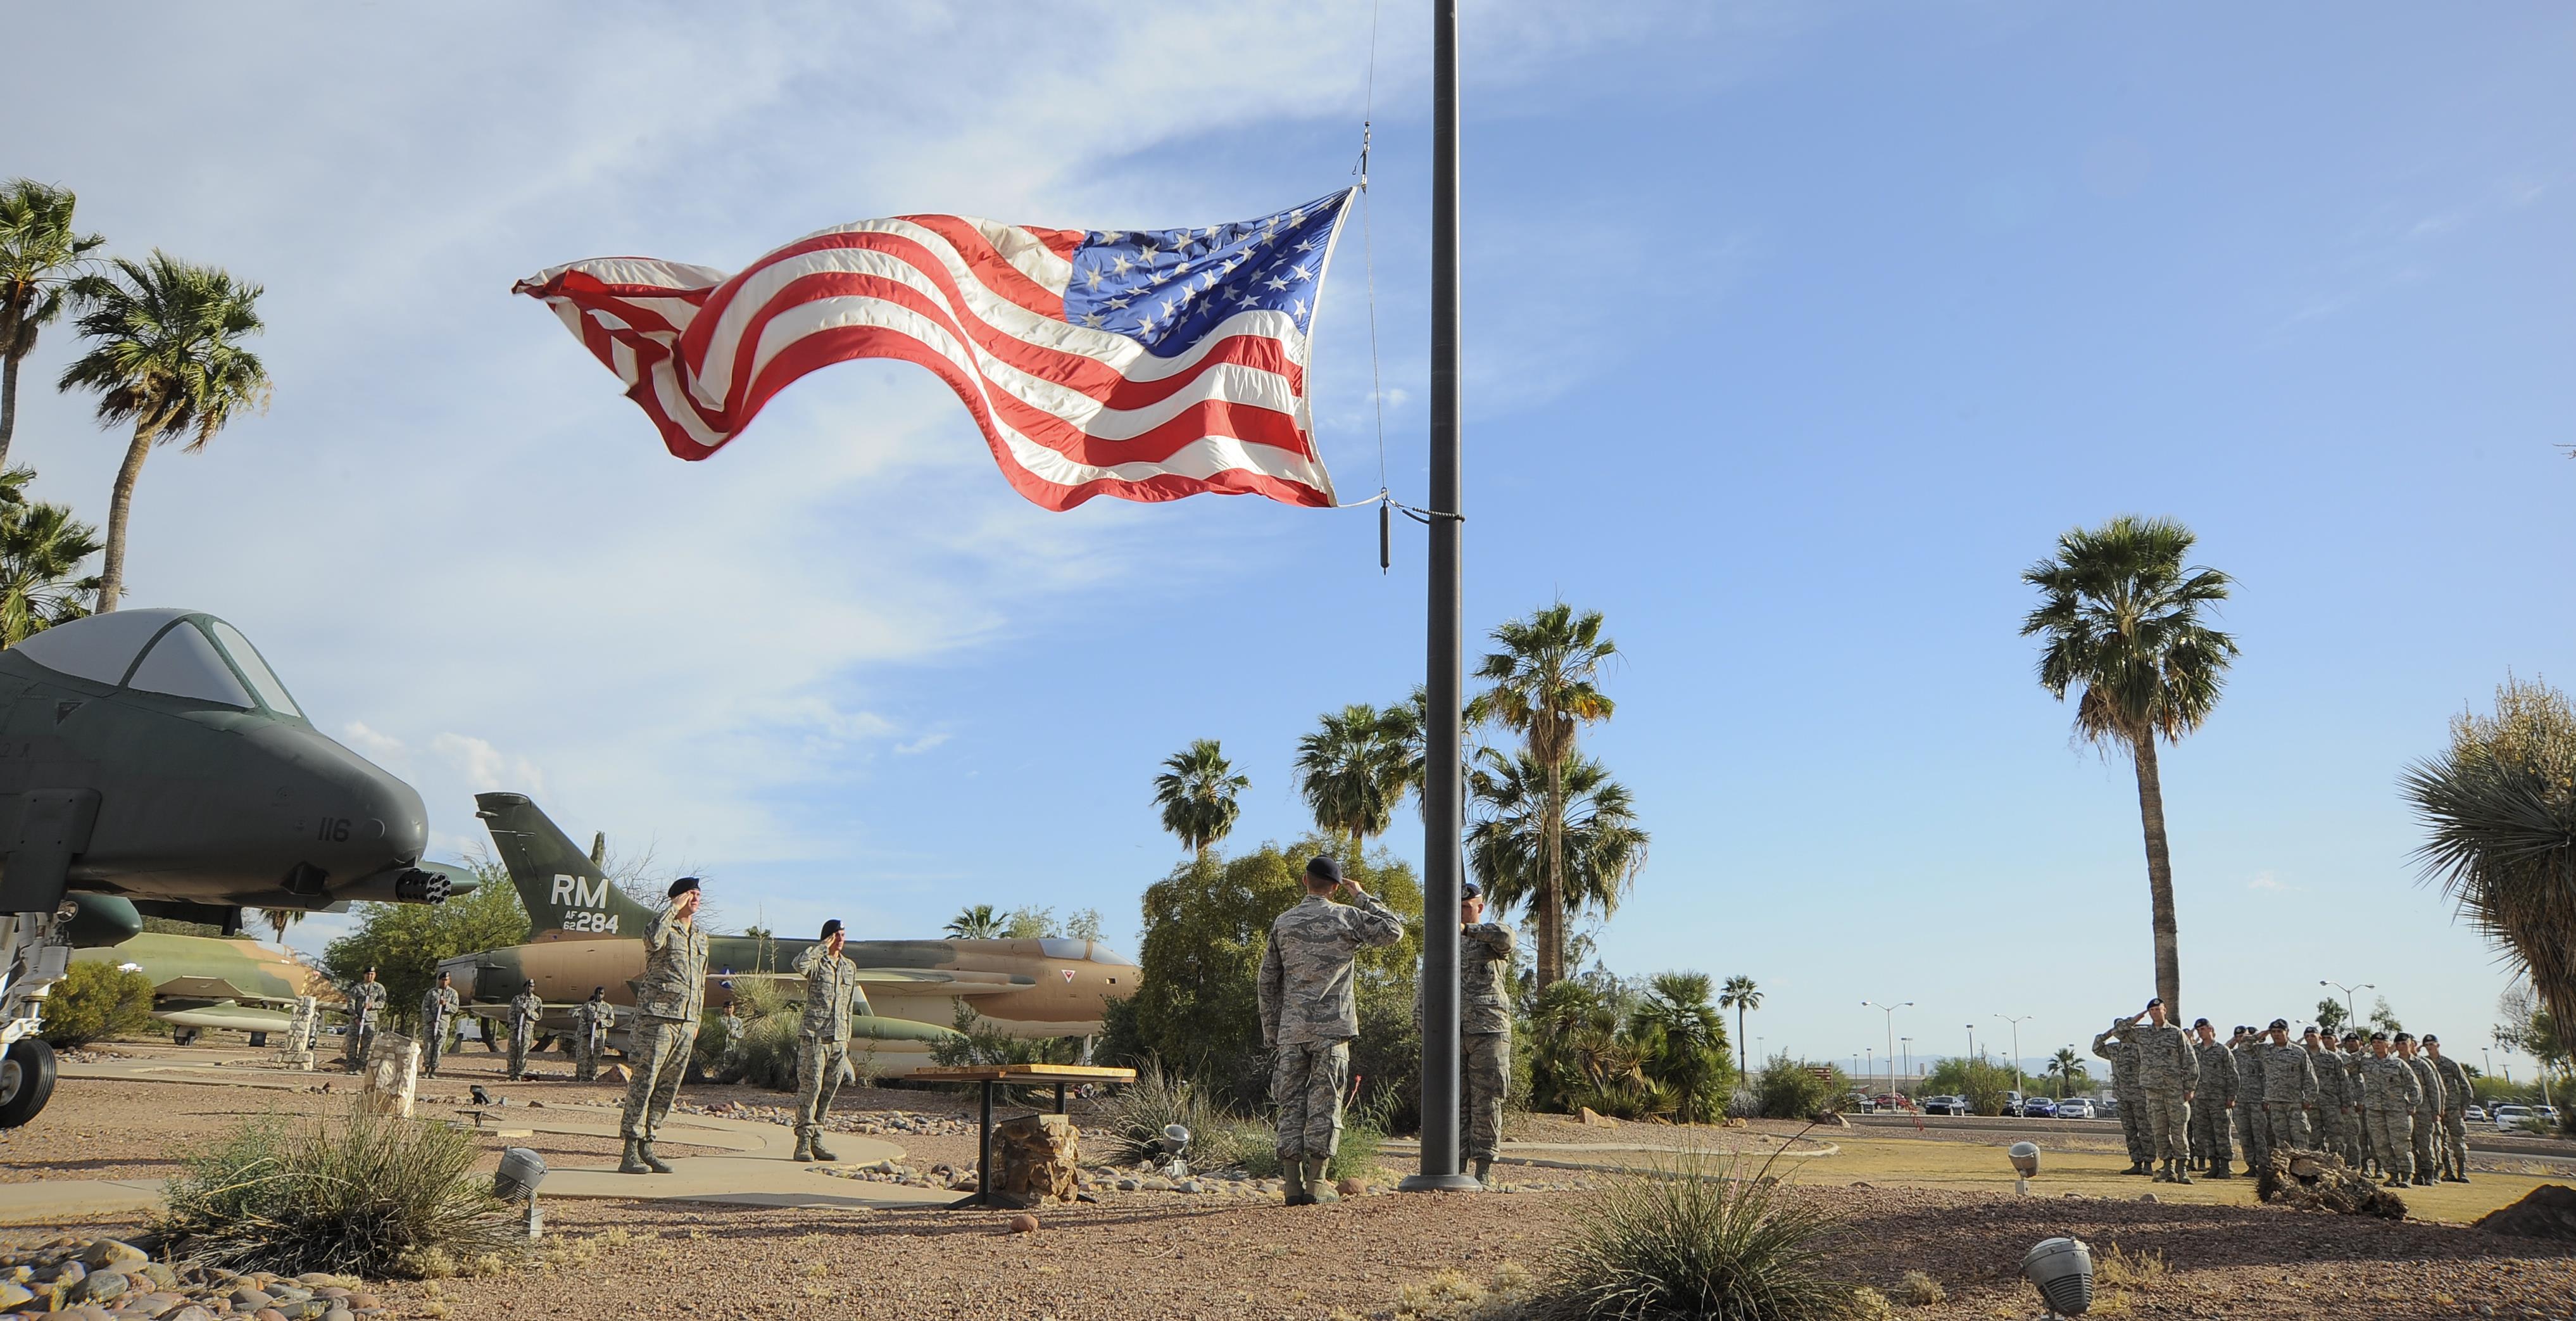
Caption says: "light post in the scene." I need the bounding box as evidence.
[1966,1024,1977,1065]
[2320,979,2373,1031]
[1995,1014,2032,1095]
[1866,1047,1875,1090]
[1901,1036,1912,1088]
[1863,1001,1911,1100]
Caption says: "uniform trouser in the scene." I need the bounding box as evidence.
[2440,1108,2469,1177]
[795,1037,848,1136]
[2409,1107,2439,1177]
[2144,1089,2189,1161]
[344,1023,375,1070]
[421,1020,446,1076]
[2340,1108,2365,1167]
[2311,1103,2343,1160]
[621,1017,698,1141]
[572,1035,597,1082]
[1272,1039,1352,1160]
[2115,1087,2151,1161]
[2356,1107,2379,1172]
[2262,1101,2308,1151]
[2235,1100,2268,1167]
[1459,1032,1509,1161]
[2368,1108,2413,1179]
[2189,1099,2232,1168]
[508,1027,534,1079]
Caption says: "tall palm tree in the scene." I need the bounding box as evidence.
[1467,603,1616,989]
[0,464,99,647]
[2403,673,2576,1088]
[2021,517,2235,1013]
[2046,1047,2085,1099]
[0,180,105,468]
[254,906,305,947]
[1294,703,1408,861]
[1151,738,1248,857]
[1718,975,1763,1080]
[1466,749,1648,971]
[58,252,269,612]
[945,904,1006,940]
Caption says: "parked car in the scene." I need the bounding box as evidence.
[1845,1092,1876,1113]
[2056,1097,2099,1120]
[2535,1105,2561,1127]
[2464,1104,2487,1124]
[1920,1094,1972,1116]
[2019,1096,2059,1118]
[2491,1104,2534,1130]
[1872,1094,1909,1111]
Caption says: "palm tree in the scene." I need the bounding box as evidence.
[2021,517,2236,1013]
[1718,975,1763,1080]
[0,180,105,468]
[254,907,305,947]
[945,904,1005,940]
[1294,703,1409,861]
[1466,749,1647,981]
[58,252,269,612]
[0,465,99,647]
[1151,738,1248,857]
[1467,603,1617,990]
[2403,673,2576,1090]
[2046,1047,2086,1099]
[1634,971,1729,1123]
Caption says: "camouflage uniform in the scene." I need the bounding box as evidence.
[1259,887,1404,1162]
[2091,1025,2150,1168]
[2430,1051,2472,1180]
[622,904,709,1146]
[2402,1051,2444,1183]
[2305,1042,2349,1162]
[2231,1038,2268,1168]
[2257,1040,2318,1151]
[342,980,386,1070]
[571,995,609,1082]
[792,944,869,1150]
[418,985,460,1078]
[2339,1047,2370,1168]
[507,989,544,1080]
[2189,1035,2238,1173]
[1415,921,1516,1165]
[2130,1018,2199,1175]
[2358,1052,2421,1182]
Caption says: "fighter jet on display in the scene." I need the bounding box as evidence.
[449,793,1139,1074]
[0,609,467,1127]
[72,931,342,1046]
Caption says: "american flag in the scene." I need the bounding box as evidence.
[515,189,1354,510]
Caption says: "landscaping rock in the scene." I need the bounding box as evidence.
[79,1240,147,1272]
[0,1282,29,1309]
[70,1269,128,1304]
[1007,1213,1040,1234]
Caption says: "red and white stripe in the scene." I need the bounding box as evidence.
[514,213,1339,510]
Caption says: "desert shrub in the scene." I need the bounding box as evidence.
[41,960,154,1047]
[1752,1054,1851,1120]
[1095,1059,1236,1165]
[1895,1270,1945,1305]
[158,1106,522,1279]
[1394,1261,1540,1320]
[1550,1151,1864,1321]
[2094,1243,2167,1293]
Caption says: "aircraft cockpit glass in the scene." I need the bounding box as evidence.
[205,620,302,717]
[8,607,190,686]
[127,624,255,709]
[1037,937,1131,964]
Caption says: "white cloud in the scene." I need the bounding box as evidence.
[894,733,952,756]
[431,734,547,797]
[2247,872,2301,893]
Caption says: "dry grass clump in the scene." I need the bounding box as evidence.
[2092,1244,2167,1292]
[156,1106,523,1279]
[1395,1261,1541,1320]
[1894,1269,1945,1305]
[1547,1150,1868,1321]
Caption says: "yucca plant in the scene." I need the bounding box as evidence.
[1094,1058,1234,1165]
[1550,1148,1862,1321]
[158,1107,522,1279]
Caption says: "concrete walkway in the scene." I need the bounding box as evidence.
[1,1061,954,1225]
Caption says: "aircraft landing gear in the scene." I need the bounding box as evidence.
[173,1026,201,1047]
[0,907,73,1128]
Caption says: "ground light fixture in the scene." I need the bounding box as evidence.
[2009,1141,2040,1195]
[2022,1236,2094,1317]
[1160,1123,1192,1180]
[494,1146,548,1240]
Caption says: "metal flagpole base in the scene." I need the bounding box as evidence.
[1396,1172,1484,1192]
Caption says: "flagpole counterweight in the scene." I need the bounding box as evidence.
[1400,0,1480,1196]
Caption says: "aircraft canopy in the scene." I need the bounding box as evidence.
[14,608,305,716]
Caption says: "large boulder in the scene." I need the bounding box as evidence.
[2473,1185,2576,1241]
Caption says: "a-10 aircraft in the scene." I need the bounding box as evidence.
[72,931,342,1045]
[0,609,468,1127]
[450,793,1138,1073]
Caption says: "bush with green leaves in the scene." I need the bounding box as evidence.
[323,862,529,1030]
[1752,1053,1852,1120]
[1550,1150,1866,1321]
[157,1106,522,1279]
[40,959,155,1047]
[1921,1057,2016,1116]
[1093,1059,1236,1165]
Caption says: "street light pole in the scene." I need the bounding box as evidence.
[2320,979,2373,1031]
[1966,1024,1976,1065]
[1863,1001,1911,1099]
[1901,1037,1911,1087]
[1995,1014,2032,1095]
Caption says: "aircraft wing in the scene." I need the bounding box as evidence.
[153,975,256,1001]
[714,968,1031,994]
[158,1003,297,1033]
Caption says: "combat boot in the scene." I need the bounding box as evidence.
[1280,1157,1310,1206]
[2150,1160,2171,1183]
[619,1137,651,1175]
[808,1133,838,1163]
[1473,1158,1493,1187]
[2169,1159,2193,1185]
[638,1141,675,1174]
[2125,1160,2151,1177]
[793,1132,816,1163]
[1307,1158,1340,1202]
[2207,1161,2233,1179]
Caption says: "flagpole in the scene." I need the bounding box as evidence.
[1400,0,1480,1195]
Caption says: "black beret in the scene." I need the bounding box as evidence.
[820,919,844,939]
[2341,1032,2361,1042]
[668,876,701,899]
[1459,880,1482,900]
[2192,1017,2210,1028]
[2145,997,2163,1008]
[2422,1033,2439,1045]
[2393,1032,2415,1042]
[1305,856,1343,885]
[2269,1018,2290,1030]
[2369,1030,2389,1042]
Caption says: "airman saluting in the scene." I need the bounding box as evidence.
[507,979,544,1080]
[619,876,709,1175]
[793,919,868,1163]
[419,972,460,1079]
[1260,856,1404,1206]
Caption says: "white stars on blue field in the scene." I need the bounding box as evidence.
[1063,190,1349,354]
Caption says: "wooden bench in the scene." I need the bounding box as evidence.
[907,1065,1136,1208]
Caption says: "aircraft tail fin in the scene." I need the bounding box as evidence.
[473,792,660,937]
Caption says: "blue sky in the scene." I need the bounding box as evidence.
[6,3,2570,1078]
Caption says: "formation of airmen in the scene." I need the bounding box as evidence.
[2095,1001,2475,1189]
